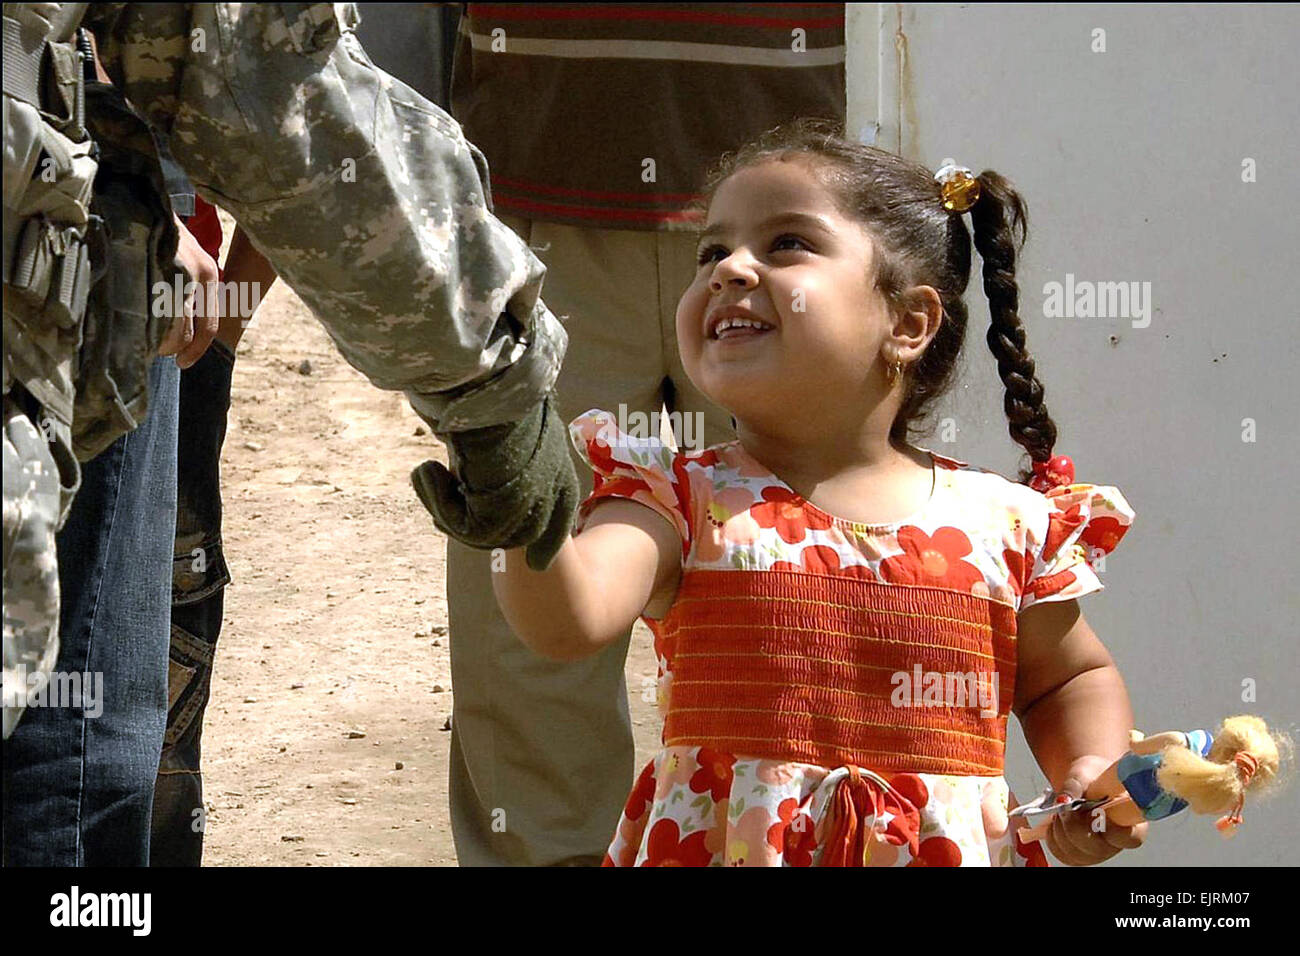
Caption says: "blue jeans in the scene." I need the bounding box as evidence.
[150,340,235,866]
[2,356,180,866]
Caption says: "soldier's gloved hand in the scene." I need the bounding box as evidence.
[411,393,578,571]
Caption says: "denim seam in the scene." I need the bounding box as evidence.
[73,438,128,866]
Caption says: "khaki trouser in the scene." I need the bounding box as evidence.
[447,215,733,865]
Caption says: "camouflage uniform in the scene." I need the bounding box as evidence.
[4,1,97,739]
[1,402,63,738]
[87,2,566,430]
[3,2,570,736]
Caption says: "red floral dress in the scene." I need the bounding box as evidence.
[570,409,1135,867]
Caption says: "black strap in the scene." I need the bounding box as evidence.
[76,27,94,109]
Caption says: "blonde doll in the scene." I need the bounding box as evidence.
[1094,716,1289,831]
[1013,715,1290,844]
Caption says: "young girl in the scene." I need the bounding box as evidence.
[492,119,1142,867]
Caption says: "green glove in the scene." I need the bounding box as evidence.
[411,393,578,571]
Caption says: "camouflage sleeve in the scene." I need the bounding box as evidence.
[88,2,565,432]
[3,395,64,738]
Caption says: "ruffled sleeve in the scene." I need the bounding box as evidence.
[1019,483,1135,614]
[568,409,692,557]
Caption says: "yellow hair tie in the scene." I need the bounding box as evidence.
[935,159,981,213]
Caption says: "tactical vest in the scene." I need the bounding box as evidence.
[74,70,181,462]
[3,2,95,520]
[4,1,181,519]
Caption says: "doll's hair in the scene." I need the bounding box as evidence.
[692,118,1055,484]
[1157,715,1292,824]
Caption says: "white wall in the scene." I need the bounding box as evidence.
[848,2,1300,866]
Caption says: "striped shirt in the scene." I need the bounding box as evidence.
[450,3,846,231]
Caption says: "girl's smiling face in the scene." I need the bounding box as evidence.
[676,157,898,433]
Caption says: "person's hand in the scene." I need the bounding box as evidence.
[411,391,579,571]
[159,214,220,368]
[1045,756,1147,865]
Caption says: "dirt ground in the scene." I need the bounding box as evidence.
[202,221,662,866]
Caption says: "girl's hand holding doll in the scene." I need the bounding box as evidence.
[1014,717,1289,856]
[1043,755,1147,865]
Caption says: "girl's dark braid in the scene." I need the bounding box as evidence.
[968,171,1057,484]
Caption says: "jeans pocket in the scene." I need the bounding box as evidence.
[167,656,197,713]
[172,535,231,606]
[163,621,217,751]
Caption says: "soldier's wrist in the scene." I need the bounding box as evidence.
[443,394,550,492]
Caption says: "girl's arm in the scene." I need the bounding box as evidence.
[1013,598,1134,785]
[1013,598,1145,863]
[217,226,278,350]
[492,498,682,661]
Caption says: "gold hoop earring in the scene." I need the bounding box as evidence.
[887,358,904,384]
